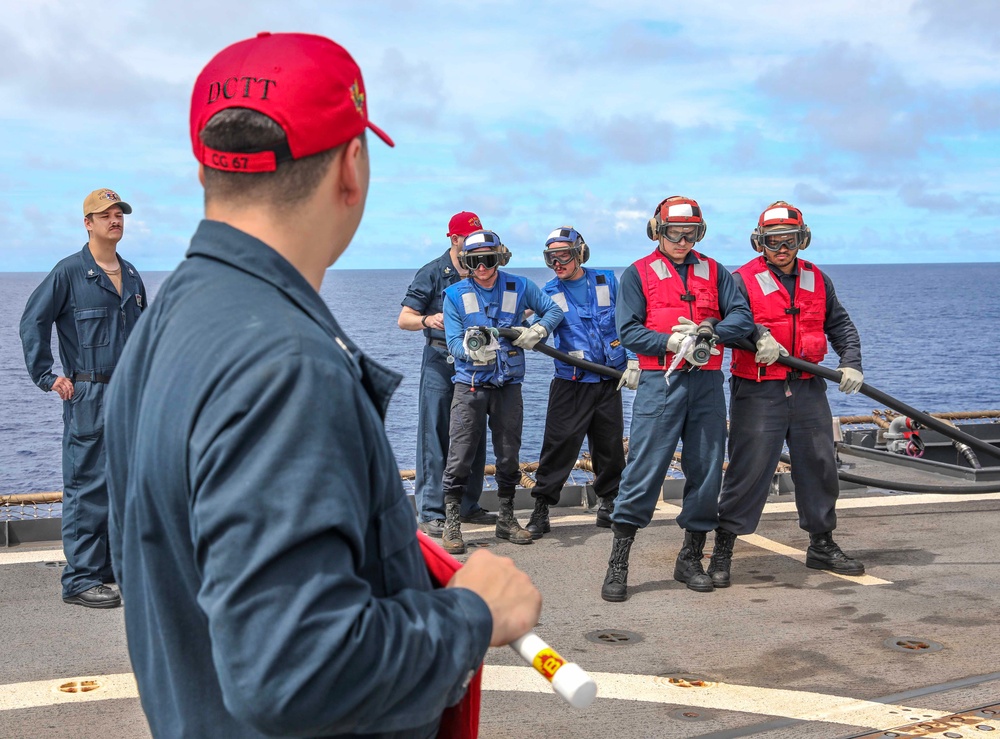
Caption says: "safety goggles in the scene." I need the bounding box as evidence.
[762,230,805,251]
[662,224,705,244]
[543,250,577,268]
[464,251,501,270]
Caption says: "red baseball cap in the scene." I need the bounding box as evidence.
[447,212,483,238]
[190,32,394,173]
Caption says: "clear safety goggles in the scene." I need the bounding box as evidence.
[762,229,806,251]
[662,224,706,244]
[543,250,577,268]
[464,251,501,270]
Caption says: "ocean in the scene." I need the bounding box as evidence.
[2,263,999,495]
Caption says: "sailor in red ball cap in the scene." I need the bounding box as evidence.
[105,32,540,739]
[398,211,495,537]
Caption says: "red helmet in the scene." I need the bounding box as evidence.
[646,196,707,242]
[750,201,811,252]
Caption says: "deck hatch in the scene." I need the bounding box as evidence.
[668,708,712,721]
[656,674,715,689]
[584,629,643,645]
[884,637,943,653]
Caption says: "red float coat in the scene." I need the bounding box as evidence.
[730,256,828,381]
[634,248,723,371]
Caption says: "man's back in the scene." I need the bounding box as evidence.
[106,221,490,738]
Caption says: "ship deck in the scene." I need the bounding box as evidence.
[3,486,1000,738]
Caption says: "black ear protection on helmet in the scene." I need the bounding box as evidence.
[647,196,707,242]
[543,226,590,266]
[459,230,511,271]
[749,202,812,252]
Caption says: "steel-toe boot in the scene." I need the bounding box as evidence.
[601,535,634,602]
[673,530,714,592]
[595,496,614,528]
[495,496,533,545]
[525,498,550,540]
[707,528,737,588]
[806,532,865,575]
[441,502,466,555]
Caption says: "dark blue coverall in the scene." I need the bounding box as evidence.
[400,250,487,523]
[718,262,863,535]
[19,244,145,598]
[105,222,492,739]
[611,253,754,532]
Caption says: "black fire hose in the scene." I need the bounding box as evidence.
[496,328,623,380]
[734,339,1000,464]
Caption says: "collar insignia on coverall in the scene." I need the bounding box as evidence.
[87,269,95,277]
[444,266,452,274]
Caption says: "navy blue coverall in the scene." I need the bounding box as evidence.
[105,222,491,739]
[718,261,863,535]
[400,250,487,523]
[611,253,754,532]
[19,244,145,598]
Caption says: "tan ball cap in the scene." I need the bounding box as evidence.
[83,188,133,216]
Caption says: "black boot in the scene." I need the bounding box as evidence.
[673,530,714,592]
[601,534,634,602]
[496,496,533,545]
[525,497,550,540]
[441,502,466,555]
[595,496,614,528]
[707,528,737,588]
[806,532,865,575]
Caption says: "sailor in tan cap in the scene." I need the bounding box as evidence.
[18,187,146,608]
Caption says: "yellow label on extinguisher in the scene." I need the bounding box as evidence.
[532,648,566,681]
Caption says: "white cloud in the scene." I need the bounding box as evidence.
[1,1,998,270]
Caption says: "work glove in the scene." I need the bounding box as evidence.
[838,367,864,394]
[467,346,497,363]
[617,359,640,391]
[665,331,689,355]
[670,316,699,336]
[754,330,789,366]
[511,324,547,350]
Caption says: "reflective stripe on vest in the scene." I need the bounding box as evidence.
[543,268,625,381]
[635,249,723,371]
[447,272,529,385]
[730,255,828,381]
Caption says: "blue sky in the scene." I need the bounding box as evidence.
[2,0,999,271]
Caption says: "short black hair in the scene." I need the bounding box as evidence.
[199,108,351,207]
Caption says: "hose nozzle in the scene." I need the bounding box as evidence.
[690,319,719,365]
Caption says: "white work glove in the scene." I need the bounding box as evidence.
[463,328,499,363]
[666,331,689,355]
[617,359,640,391]
[670,316,699,336]
[512,324,547,350]
[467,345,497,363]
[838,367,864,394]
[754,330,789,366]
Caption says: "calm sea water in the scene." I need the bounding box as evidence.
[2,263,999,495]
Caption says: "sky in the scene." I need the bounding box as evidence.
[2,0,999,272]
